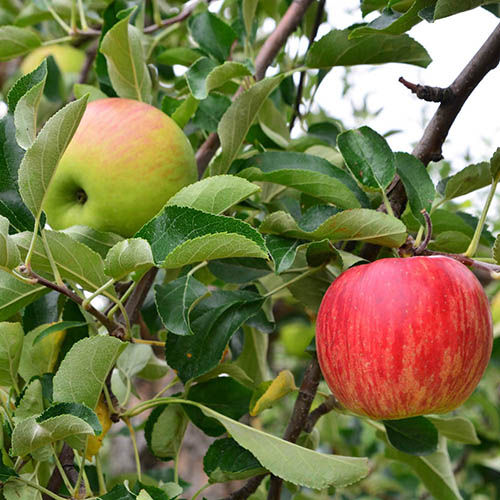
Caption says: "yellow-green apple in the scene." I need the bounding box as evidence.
[279,321,315,357]
[316,256,492,420]
[43,98,197,237]
[20,45,86,74]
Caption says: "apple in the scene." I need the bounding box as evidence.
[316,256,493,420]
[279,321,315,357]
[20,45,86,75]
[43,98,197,237]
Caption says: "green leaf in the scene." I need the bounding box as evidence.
[236,151,367,208]
[385,434,463,500]
[188,11,237,63]
[165,290,264,382]
[0,26,41,61]
[0,215,21,270]
[494,234,500,264]
[212,75,284,174]
[100,10,152,102]
[438,162,491,200]
[99,484,135,500]
[490,147,500,181]
[426,415,480,444]
[104,238,153,280]
[145,403,188,461]
[258,98,290,148]
[235,327,269,386]
[13,378,44,423]
[11,60,48,150]
[3,480,42,500]
[395,152,435,224]
[73,83,108,102]
[196,403,369,489]
[350,0,436,37]
[13,230,115,295]
[116,343,153,379]
[33,320,87,345]
[156,47,203,66]
[136,205,268,268]
[243,0,259,37]
[0,457,18,481]
[337,127,396,190]
[11,414,94,456]
[184,377,253,436]
[52,336,126,410]
[61,225,124,259]
[384,417,438,455]
[18,95,88,219]
[192,93,231,132]
[0,322,23,387]
[37,402,101,435]
[250,370,296,416]
[170,94,198,129]
[260,209,407,248]
[208,258,270,284]
[266,235,301,274]
[155,275,208,336]
[167,175,259,215]
[434,0,493,19]
[306,29,431,68]
[204,437,265,483]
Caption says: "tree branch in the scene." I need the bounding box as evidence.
[195,0,316,176]
[143,0,207,34]
[267,357,322,500]
[122,267,159,326]
[224,474,268,500]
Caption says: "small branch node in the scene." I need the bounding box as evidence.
[414,209,433,254]
[399,76,454,103]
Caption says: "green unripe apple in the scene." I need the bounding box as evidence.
[20,45,86,75]
[279,321,315,357]
[43,98,197,237]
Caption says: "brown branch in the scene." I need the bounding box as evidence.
[143,0,207,34]
[224,474,268,500]
[122,267,159,326]
[195,0,315,176]
[414,209,433,255]
[42,444,83,500]
[267,357,322,500]
[398,76,453,103]
[304,395,340,433]
[289,0,326,131]
[19,266,122,335]
[78,42,98,85]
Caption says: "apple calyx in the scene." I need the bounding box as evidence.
[76,189,87,204]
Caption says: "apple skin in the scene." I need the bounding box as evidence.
[20,45,86,74]
[43,98,197,237]
[316,256,493,420]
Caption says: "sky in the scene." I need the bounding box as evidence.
[317,2,500,174]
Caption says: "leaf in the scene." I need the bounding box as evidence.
[37,402,101,435]
[18,95,88,219]
[350,0,435,37]
[196,403,369,489]
[266,235,302,274]
[385,435,463,500]
[11,414,94,456]
[494,234,500,264]
[235,327,269,386]
[14,378,44,423]
[434,0,493,19]
[395,152,435,223]
[136,205,268,268]
[438,162,491,200]
[192,93,231,132]
[145,403,188,460]
[236,151,365,208]
[0,26,41,61]
[104,238,153,280]
[384,417,438,455]
[167,175,260,215]
[306,29,431,68]
[100,10,152,102]
[208,257,270,284]
[188,11,237,63]
[156,47,203,66]
[116,343,154,379]
[170,94,198,129]
[52,336,126,410]
[426,415,480,444]
[337,127,396,190]
[165,290,264,382]
[250,370,297,416]
[260,209,407,248]
[73,83,108,102]
[0,269,48,321]
[258,98,290,148]
[212,75,285,174]
[155,275,208,336]
[13,230,115,294]
[61,225,124,259]
[204,437,265,483]
[33,321,87,345]
[11,60,48,150]
[0,215,21,270]
[490,147,500,181]
[243,0,259,37]
[3,480,42,500]
[0,458,18,481]
[0,322,23,387]
[100,484,135,500]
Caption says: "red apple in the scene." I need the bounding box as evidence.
[316,256,493,420]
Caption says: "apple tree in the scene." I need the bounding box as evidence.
[1,1,500,499]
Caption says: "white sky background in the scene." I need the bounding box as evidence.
[316,2,500,175]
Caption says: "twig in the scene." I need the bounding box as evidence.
[414,209,433,255]
[122,267,159,326]
[195,0,316,176]
[78,43,98,84]
[42,444,82,500]
[398,76,453,103]
[304,395,340,433]
[289,0,326,131]
[143,0,206,34]
[19,266,121,335]
[223,475,268,500]
[267,357,322,500]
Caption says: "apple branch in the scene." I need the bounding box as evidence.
[195,0,316,175]
[267,357,322,500]
[143,0,209,34]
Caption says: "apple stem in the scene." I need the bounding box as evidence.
[381,189,395,217]
[81,278,116,310]
[47,5,73,34]
[464,178,498,258]
[414,209,433,254]
[76,0,89,31]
